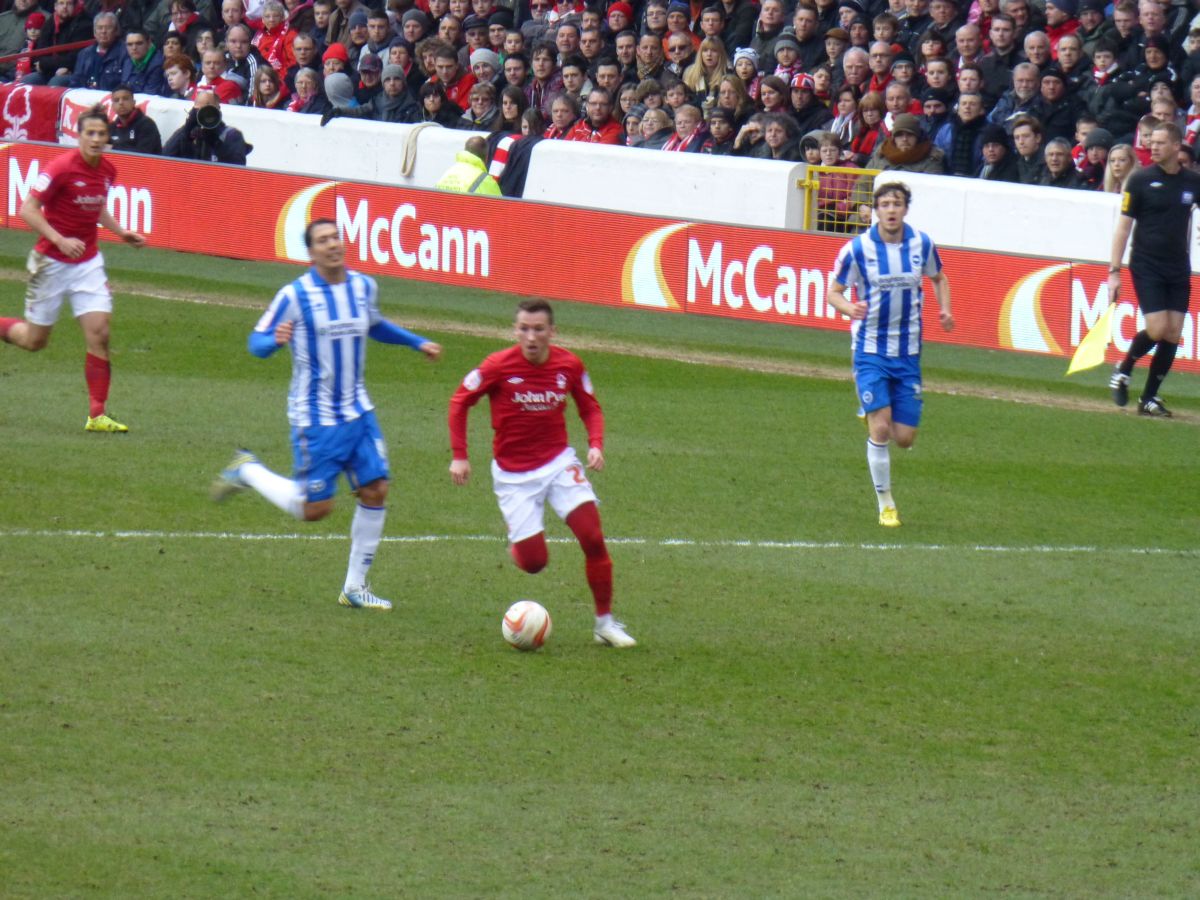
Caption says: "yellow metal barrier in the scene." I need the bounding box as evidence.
[799,165,879,235]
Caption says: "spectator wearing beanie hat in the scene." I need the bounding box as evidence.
[322,41,350,77]
[326,0,370,50]
[1078,125,1113,187]
[1044,0,1080,59]
[705,106,738,154]
[12,11,46,81]
[866,112,948,173]
[977,122,1021,181]
[322,61,421,123]
[1076,0,1114,60]
[323,71,359,110]
[470,46,502,88]
[400,9,430,45]
[732,46,760,100]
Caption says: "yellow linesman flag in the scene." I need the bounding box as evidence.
[1066,303,1115,375]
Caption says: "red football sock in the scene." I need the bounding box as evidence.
[0,317,22,341]
[510,533,548,574]
[84,353,110,418]
[566,502,612,617]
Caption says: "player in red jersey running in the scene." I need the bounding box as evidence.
[0,106,146,432]
[448,299,636,648]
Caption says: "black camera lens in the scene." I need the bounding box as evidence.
[197,105,222,129]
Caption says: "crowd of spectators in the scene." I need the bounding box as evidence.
[2,0,1199,193]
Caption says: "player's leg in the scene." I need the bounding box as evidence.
[494,465,551,573]
[71,257,127,432]
[2,251,62,352]
[77,311,128,432]
[212,425,317,519]
[879,361,924,526]
[1136,303,1187,417]
[0,319,53,350]
[858,358,900,526]
[549,459,635,648]
[338,414,393,610]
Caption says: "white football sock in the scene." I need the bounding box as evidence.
[867,438,894,512]
[240,461,305,519]
[595,613,613,627]
[345,503,386,592]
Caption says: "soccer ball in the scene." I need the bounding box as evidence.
[502,600,552,651]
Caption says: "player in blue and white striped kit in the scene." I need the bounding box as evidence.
[825,182,954,527]
[212,219,442,610]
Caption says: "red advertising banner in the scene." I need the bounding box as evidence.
[3,141,1198,373]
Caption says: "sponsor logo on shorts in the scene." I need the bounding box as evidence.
[308,479,326,494]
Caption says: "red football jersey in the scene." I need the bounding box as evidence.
[449,344,604,473]
[30,150,116,264]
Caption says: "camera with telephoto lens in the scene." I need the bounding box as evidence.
[196,104,222,130]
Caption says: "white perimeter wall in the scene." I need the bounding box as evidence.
[68,89,1200,270]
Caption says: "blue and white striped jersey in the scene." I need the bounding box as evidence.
[255,268,383,428]
[832,223,942,359]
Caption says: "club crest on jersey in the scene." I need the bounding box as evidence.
[556,373,567,389]
[308,479,326,494]
[1183,191,1195,205]
[861,391,874,405]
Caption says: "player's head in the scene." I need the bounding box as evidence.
[873,181,912,210]
[304,218,338,248]
[77,105,111,160]
[514,300,555,364]
[304,219,344,269]
[516,299,554,325]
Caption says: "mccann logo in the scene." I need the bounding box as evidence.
[275,181,336,262]
[998,262,1070,355]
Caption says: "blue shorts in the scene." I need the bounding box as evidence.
[854,354,923,428]
[291,411,389,502]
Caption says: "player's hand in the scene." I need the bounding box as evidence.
[123,231,147,248]
[848,301,867,320]
[56,236,86,259]
[420,341,442,360]
[1107,270,1121,303]
[449,458,471,485]
[274,321,294,345]
[586,447,605,471]
[939,310,955,331]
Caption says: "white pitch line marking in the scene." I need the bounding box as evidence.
[0,528,1195,556]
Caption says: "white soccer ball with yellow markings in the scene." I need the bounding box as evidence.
[502,600,552,651]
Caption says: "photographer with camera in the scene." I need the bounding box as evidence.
[163,92,252,165]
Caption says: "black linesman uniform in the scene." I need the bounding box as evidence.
[1113,161,1200,413]
[1121,164,1200,314]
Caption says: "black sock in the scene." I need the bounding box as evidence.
[1141,341,1179,403]
[1120,330,1156,376]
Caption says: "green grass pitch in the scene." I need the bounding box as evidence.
[1,232,1197,897]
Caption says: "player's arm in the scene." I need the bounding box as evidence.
[368,319,441,359]
[248,290,296,357]
[19,194,85,260]
[826,279,865,319]
[448,363,492,485]
[97,205,146,247]
[929,270,954,331]
[1108,210,1135,303]
[571,368,606,471]
[826,245,864,319]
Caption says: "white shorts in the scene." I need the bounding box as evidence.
[492,447,598,543]
[24,250,113,327]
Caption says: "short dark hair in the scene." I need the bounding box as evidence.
[517,299,554,323]
[111,83,134,97]
[873,181,912,208]
[1152,121,1183,144]
[304,218,338,248]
